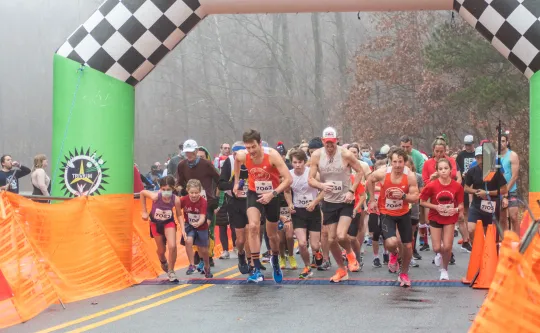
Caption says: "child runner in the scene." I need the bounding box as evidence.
[140,176,181,282]
[180,179,214,278]
[420,158,464,280]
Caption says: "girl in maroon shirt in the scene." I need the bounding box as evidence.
[420,159,464,281]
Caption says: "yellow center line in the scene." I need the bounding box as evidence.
[37,265,238,333]
[67,272,242,333]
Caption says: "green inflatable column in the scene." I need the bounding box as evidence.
[52,55,135,197]
[531,72,540,218]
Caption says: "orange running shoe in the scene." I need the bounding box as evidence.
[346,252,360,272]
[457,239,463,245]
[330,268,349,283]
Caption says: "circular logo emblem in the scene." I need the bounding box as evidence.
[60,148,108,197]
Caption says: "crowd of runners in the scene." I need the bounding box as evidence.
[137,127,520,288]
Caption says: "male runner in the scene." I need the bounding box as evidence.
[234,130,293,283]
[308,127,365,283]
[499,134,520,233]
[367,148,419,287]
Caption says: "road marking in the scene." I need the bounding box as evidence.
[38,266,238,333]
[67,272,242,332]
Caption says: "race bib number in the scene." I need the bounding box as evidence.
[237,185,248,198]
[255,181,274,194]
[439,204,455,217]
[188,213,200,225]
[331,181,343,194]
[200,189,207,199]
[280,207,291,221]
[153,208,172,221]
[480,200,496,214]
[294,193,313,208]
[385,199,403,211]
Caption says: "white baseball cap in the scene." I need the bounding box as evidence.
[322,127,338,142]
[475,146,482,156]
[182,139,198,153]
[464,135,474,144]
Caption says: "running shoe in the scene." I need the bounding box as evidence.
[383,253,389,265]
[247,269,264,283]
[457,239,464,245]
[330,268,349,283]
[260,263,267,271]
[367,237,373,247]
[450,253,456,265]
[160,260,169,273]
[197,261,204,272]
[314,251,324,267]
[461,242,472,253]
[347,253,361,272]
[413,250,422,260]
[410,258,419,268]
[419,244,430,251]
[318,260,331,271]
[219,251,230,259]
[296,248,301,255]
[271,256,283,283]
[311,255,317,268]
[433,253,441,267]
[261,252,271,263]
[398,273,411,287]
[454,230,459,237]
[372,257,382,268]
[299,267,313,279]
[186,265,196,275]
[288,256,298,270]
[238,252,250,274]
[279,256,287,269]
[204,269,213,279]
[439,269,449,281]
[388,253,400,273]
[168,270,179,282]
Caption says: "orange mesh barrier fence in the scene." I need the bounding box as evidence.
[469,231,540,333]
[0,192,207,328]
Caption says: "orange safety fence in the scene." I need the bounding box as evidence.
[469,231,540,333]
[0,192,229,329]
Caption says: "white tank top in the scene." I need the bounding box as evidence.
[290,167,319,208]
[319,147,351,203]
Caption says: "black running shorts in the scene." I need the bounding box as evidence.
[292,206,322,232]
[246,190,280,223]
[381,212,413,243]
[321,201,355,225]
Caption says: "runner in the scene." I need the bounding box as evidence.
[420,159,464,280]
[140,176,181,282]
[179,179,213,278]
[367,160,387,267]
[367,148,419,287]
[308,127,364,283]
[234,129,293,283]
[464,146,508,242]
[400,135,425,173]
[499,134,520,233]
[455,135,475,252]
[285,149,325,279]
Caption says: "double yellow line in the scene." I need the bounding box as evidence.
[38,266,240,333]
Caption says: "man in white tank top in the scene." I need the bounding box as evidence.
[284,149,325,279]
[308,127,366,283]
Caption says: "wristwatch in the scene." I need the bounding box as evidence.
[272,190,278,198]
[401,193,407,200]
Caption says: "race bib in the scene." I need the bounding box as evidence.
[480,200,496,214]
[294,193,313,208]
[385,198,403,211]
[188,213,200,225]
[331,181,343,194]
[200,189,207,199]
[237,184,248,198]
[280,207,291,221]
[439,204,455,217]
[153,208,173,221]
[255,181,274,194]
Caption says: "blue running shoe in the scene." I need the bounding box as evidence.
[247,269,264,283]
[271,257,283,283]
[197,261,204,273]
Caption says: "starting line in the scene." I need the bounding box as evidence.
[139,278,468,287]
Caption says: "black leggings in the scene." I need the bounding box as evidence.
[219,225,236,251]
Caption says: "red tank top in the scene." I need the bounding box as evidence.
[378,167,410,216]
[245,149,280,193]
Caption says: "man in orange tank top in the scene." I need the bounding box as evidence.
[367,148,419,288]
[234,129,293,283]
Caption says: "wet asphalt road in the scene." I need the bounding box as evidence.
[5,240,486,333]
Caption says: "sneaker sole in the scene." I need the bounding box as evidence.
[330,274,349,283]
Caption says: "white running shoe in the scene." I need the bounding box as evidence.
[219,251,230,259]
[168,271,179,282]
[439,269,449,281]
[434,253,442,267]
[410,258,419,267]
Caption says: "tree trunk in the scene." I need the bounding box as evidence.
[312,13,324,130]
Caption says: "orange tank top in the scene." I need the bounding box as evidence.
[378,167,410,216]
[245,149,281,194]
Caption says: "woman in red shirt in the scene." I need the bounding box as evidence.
[420,158,464,281]
[422,137,462,185]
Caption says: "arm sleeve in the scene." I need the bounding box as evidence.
[464,170,473,187]
[419,183,431,201]
[218,158,233,191]
[19,166,32,178]
[210,162,220,185]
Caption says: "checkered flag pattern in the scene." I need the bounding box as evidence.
[454,0,540,79]
[56,0,205,86]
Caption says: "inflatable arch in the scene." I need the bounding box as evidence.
[53,0,540,213]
